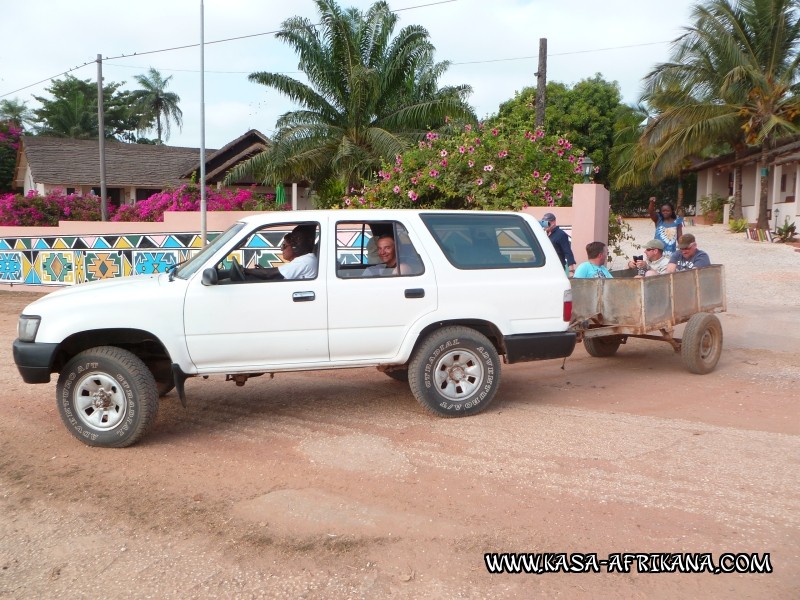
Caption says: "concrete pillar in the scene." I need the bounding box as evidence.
[291,182,298,211]
[570,183,610,264]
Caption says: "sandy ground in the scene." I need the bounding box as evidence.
[0,221,798,599]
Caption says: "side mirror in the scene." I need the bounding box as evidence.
[201,268,218,286]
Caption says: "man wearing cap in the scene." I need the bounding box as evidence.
[540,213,576,275]
[628,239,670,276]
[666,233,711,273]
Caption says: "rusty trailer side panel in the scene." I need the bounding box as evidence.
[570,265,726,336]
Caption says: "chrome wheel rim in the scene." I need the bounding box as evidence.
[73,371,128,431]
[433,349,484,400]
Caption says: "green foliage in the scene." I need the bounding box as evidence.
[0,99,34,130]
[494,75,621,188]
[775,217,797,242]
[728,217,749,233]
[339,123,584,210]
[611,175,697,217]
[32,75,143,141]
[313,177,349,208]
[608,212,636,257]
[0,121,21,193]
[228,0,475,190]
[640,0,800,229]
[699,193,726,223]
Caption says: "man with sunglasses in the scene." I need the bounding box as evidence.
[244,224,318,280]
[628,239,670,276]
[666,233,711,273]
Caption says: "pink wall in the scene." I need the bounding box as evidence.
[523,183,610,264]
[0,211,262,237]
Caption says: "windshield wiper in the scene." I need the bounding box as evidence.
[167,259,188,282]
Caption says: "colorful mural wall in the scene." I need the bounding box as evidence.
[0,232,219,286]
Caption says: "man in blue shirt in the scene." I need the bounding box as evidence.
[573,241,613,279]
[541,212,576,276]
[666,233,711,272]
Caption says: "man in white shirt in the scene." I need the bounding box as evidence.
[628,239,670,276]
[364,234,398,276]
[244,224,318,280]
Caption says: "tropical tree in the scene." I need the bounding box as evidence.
[640,0,800,228]
[131,68,183,144]
[0,98,34,130]
[32,76,143,141]
[494,75,623,188]
[228,0,475,197]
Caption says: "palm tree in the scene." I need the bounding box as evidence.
[0,98,34,130]
[229,0,474,194]
[36,93,97,139]
[131,68,183,144]
[640,0,800,228]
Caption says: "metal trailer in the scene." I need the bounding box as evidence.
[569,265,726,374]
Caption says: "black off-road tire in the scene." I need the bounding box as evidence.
[56,346,160,448]
[583,335,623,357]
[408,326,501,418]
[681,313,723,374]
[380,368,409,382]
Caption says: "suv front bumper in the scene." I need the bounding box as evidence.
[13,339,59,384]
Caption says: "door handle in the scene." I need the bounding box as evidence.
[404,288,425,299]
[292,291,315,302]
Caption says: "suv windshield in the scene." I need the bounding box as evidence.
[171,222,246,280]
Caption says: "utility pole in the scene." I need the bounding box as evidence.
[200,0,207,246]
[96,54,108,221]
[534,38,547,129]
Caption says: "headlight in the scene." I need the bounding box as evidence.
[18,315,41,342]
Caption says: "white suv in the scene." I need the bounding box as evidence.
[13,210,575,447]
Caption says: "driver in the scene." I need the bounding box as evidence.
[244,225,318,280]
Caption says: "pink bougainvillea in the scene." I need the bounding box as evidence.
[0,185,282,227]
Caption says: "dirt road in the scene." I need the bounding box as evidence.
[1,231,798,598]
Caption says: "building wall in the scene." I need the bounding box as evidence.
[695,162,799,230]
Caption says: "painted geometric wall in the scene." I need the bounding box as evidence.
[0,233,216,286]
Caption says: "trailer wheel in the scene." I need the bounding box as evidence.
[681,313,723,374]
[583,335,622,357]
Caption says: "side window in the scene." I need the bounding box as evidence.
[420,213,544,269]
[335,220,425,278]
[216,221,319,283]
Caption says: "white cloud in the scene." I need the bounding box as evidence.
[2,0,697,148]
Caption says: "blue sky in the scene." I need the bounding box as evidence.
[1,0,698,149]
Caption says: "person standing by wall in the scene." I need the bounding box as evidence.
[649,197,684,257]
[541,212,576,276]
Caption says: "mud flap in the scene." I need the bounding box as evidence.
[171,364,189,408]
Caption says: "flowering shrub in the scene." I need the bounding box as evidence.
[0,186,283,226]
[0,190,107,226]
[340,123,587,210]
[112,185,282,222]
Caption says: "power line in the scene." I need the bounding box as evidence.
[1,0,670,99]
[1,0,460,98]
[101,39,674,76]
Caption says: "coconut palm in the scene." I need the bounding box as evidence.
[640,0,800,228]
[131,68,183,144]
[0,98,34,130]
[229,0,474,194]
[35,93,97,139]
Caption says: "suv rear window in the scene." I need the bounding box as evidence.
[420,213,544,269]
